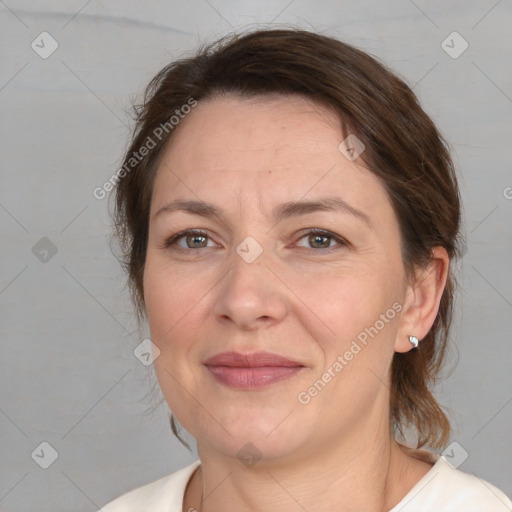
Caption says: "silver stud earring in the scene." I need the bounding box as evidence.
[409,335,419,348]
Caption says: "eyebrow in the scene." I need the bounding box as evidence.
[153,196,372,229]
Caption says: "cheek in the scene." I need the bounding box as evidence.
[295,265,398,347]
[143,259,206,361]
[294,263,402,402]
[143,261,205,415]
[298,268,400,413]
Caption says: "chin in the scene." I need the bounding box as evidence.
[191,410,308,465]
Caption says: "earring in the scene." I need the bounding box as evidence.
[409,335,419,348]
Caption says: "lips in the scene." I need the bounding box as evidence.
[204,351,303,368]
[203,351,305,389]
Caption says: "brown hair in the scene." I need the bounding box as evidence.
[112,29,463,451]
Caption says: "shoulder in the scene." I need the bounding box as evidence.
[392,455,512,512]
[98,460,200,512]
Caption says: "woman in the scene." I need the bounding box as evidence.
[100,29,512,511]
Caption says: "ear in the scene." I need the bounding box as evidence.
[394,247,450,353]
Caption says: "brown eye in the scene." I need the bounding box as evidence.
[163,229,214,250]
[308,233,331,248]
[296,229,348,250]
[184,233,208,248]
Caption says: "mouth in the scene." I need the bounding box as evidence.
[203,351,305,390]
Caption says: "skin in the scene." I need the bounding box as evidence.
[143,94,449,512]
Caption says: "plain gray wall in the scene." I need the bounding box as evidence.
[1,1,511,510]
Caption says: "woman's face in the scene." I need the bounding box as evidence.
[144,94,411,462]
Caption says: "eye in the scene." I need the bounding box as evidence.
[295,229,348,250]
[163,229,217,250]
[161,228,348,252]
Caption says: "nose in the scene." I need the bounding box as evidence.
[212,248,288,331]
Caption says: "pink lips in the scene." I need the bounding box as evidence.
[203,351,305,390]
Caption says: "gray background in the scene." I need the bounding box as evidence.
[1,1,511,510]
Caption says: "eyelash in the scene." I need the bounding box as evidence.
[162,228,348,251]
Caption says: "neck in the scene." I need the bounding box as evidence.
[184,426,431,512]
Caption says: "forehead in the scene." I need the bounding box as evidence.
[151,94,393,227]
[161,94,343,171]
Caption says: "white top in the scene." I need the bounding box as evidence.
[99,455,512,511]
